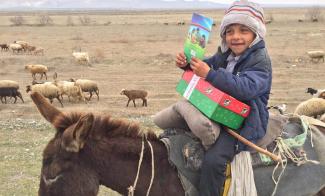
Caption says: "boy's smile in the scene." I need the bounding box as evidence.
[225,24,256,56]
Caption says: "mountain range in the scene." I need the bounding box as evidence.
[0,0,323,10]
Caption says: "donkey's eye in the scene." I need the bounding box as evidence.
[43,157,53,166]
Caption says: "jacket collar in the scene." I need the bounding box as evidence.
[217,40,265,68]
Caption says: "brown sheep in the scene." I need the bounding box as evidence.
[25,64,48,80]
[120,89,148,107]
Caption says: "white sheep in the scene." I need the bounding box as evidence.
[9,43,23,54]
[120,89,148,107]
[307,50,324,63]
[72,51,90,65]
[294,98,325,118]
[0,80,19,89]
[70,78,99,101]
[25,64,48,80]
[26,83,63,107]
[54,80,86,103]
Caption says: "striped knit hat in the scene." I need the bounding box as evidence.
[220,0,266,52]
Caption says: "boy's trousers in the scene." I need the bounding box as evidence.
[153,99,220,149]
[199,129,237,196]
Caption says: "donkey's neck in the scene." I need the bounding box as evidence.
[84,136,183,196]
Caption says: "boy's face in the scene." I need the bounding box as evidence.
[225,24,256,56]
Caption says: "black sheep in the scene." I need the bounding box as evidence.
[0,87,24,104]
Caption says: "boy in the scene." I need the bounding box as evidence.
[155,1,272,195]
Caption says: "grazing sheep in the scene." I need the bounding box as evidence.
[306,87,325,98]
[54,80,86,103]
[9,43,23,54]
[26,83,63,107]
[69,78,99,101]
[25,64,48,80]
[294,98,325,118]
[307,50,324,63]
[120,89,148,107]
[0,80,19,89]
[72,51,90,65]
[0,44,9,51]
[14,40,29,52]
[25,45,36,54]
[33,47,44,56]
[0,87,24,104]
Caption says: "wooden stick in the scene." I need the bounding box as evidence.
[225,128,282,162]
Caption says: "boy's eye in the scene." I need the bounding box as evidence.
[225,29,233,34]
[240,28,250,33]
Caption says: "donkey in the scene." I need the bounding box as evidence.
[32,92,183,196]
[30,92,325,196]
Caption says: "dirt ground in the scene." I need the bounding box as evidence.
[0,8,325,121]
[0,8,324,195]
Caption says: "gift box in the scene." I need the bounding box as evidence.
[176,70,250,130]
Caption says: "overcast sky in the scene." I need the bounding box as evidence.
[0,0,324,9]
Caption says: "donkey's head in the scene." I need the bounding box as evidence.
[31,92,99,196]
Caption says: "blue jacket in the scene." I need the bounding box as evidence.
[204,40,272,151]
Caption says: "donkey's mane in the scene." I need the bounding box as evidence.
[53,111,158,140]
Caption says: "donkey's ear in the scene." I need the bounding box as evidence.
[62,113,94,152]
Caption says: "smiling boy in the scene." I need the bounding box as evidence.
[155,1,272,195]
[175,1,272,195]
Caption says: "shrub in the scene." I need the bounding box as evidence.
[9,16,25,26]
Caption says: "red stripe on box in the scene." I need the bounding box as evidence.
[181,70,250,117]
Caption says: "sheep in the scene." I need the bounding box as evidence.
[267,103,287,115]
[14,40,29,52]
[9,43,23,54]
[25,45,36,55]
[0,87,24,104]
[26,83,63,107]
[33,47,44,56]
[307,50,324,63]
[120,89,148,107]
[0,44,9,51]
[293,98,325,118]
[306,87,325,98]
[0,80,19,89]
[72,51,90,65]
[25,64,48,80]
[319,91,325,99]
[53,80,86,103]
[69,78,99,101]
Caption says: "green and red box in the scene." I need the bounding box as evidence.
[176,70,250,130]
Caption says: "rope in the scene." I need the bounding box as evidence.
[127,136,155,196]
[270,115,321,196]
[146,140,155,196]
[128,136,145,196]
[271,151,287,196]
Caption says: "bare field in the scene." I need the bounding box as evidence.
[0,8,325,195]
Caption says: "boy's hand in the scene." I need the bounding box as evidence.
[190,57,210,78]
[175,52,187,68]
